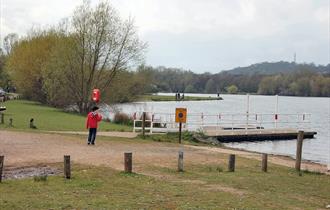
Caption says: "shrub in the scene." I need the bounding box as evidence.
[113,112,133,125]
[33,175,48,182]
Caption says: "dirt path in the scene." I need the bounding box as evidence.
[0,130,211,172]
[48,131,138,138]
[0,130,328,175]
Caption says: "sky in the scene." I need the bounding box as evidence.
[0,0,329,73]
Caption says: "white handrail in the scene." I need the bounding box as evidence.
[133,112,312,133]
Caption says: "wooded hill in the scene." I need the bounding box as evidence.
[141,62,330,97]
[222,61,330,75]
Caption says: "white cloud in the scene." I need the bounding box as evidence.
[1,0,80,36]
[0,0,328,72]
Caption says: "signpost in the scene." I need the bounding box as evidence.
[175,108,187,144]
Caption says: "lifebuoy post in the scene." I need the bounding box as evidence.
[92,89,100,103]
[175,108,187,144]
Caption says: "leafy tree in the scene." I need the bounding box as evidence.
[204,78,216,93]
[184,84,196,93]
[309,76,322,96]
[135,65,157,93]
[321,77,330,96]
[295,78,311,96]
[6,31,58,102]
[226,85,238,94]
[0,49,8,88]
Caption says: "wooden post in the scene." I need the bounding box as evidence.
[179,122,182,144]
[295,131,304,171]
[262,154,268,172]
[142,112,146,138]
[9,118,13,127]
[64,155,71,179]
[228,154,235,172]
[178,151,184,172]
[0,113,4,124]
[124,152,132,173]
[0,156,4,183]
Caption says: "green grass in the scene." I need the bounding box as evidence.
[143,159,330,209]
[140,131,207,146]
[139,94,223,102]
[0,100,131,132]
[1,165,172,209]
[0,159,329,209]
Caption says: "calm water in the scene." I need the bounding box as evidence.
[109,93,330,165]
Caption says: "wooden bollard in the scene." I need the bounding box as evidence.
[142,112,146,138]
[262,154,268,172]
[178,151,184,172]
[0,156,4,183]
[0,113,4,124]
[228,154,235,172]
[124,152,132,173]
[64,155,71,179]
[295,131,304,171]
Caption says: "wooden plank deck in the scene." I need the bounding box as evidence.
[203,127,317,142]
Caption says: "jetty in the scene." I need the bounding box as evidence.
[203,127,317,142]
[133,111,317,142]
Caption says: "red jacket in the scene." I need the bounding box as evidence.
[86,112,102,129]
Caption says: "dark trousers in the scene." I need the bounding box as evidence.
[88,128,97,144]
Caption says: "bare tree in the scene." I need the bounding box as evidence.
[45,1,146,113]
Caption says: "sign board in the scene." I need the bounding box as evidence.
[175,108,187,123]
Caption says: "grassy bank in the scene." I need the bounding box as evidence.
[139,94,223,102]
[1,101,329,209]
[0,158,329,209]
[0,100,131,132]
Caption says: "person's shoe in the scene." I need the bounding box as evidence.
[91,142,95,145]
[88,142,91,145]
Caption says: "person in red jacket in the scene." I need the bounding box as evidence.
[86,106,102,145]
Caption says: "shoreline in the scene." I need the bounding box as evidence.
[188,144,330,175]
[223,144,329,165]
[138,94,223,102]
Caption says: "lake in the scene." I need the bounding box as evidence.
[108,93,330,166]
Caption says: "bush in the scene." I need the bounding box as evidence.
[113,112,133,125]
[141,131,199,144]
[33,175,48,182]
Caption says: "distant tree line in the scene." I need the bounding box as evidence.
[137,65,330,97]
[257,70,330,97]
